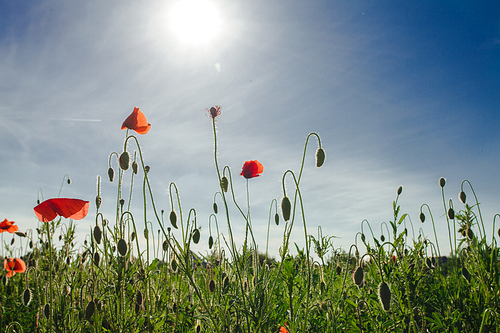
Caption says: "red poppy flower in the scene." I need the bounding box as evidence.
[33,198,89,223]
[4,258,26,277]
[0,219,18,234]
[121,107,151,134]
[279,325,289,333]
[205,105,222,120]
[240,160,264,179]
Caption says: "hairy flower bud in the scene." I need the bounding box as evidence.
[419,212,425,223]
[119,151,130,170]
[220,176,228,192]
[439,177,446,188]
[353,266,364,287]
[448,207,455,220]
[378,282,391,311]
[117,239,128,256]
[281,196,291,221]
[459,191,466,204]
[192,228,200,244]
[397,185,403,196]
[316,148,325,167]
[93,226,102,245]
[274,213,279,226]
[169,211,178,229]
[108,167,115,182]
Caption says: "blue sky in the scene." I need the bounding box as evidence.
[1,0,499,259]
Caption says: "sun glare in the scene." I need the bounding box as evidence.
[169,0,221,44]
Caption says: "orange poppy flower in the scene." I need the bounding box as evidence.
[4,258,26,277]
[33,198,89,223]
[240,160,264,179]
[0,219,18,233]
[121,107,151,134]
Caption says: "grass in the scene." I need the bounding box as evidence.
[1,108,499,332]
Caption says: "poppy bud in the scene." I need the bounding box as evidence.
[44,303,50,319]
[378,282,391,311]
[208,279,216,292]
[208,236,214,249]
[467,229,474,240]
[108,167,115,182]
[23,288,32,306]
[145,165,150,174]
[498,228,500,238]
[85,300,95,321]
[459,191,466,204]
[93,252,100,267]
[95,195,102,210]
[94,226,102,245]
[192,228,200,244]
[14,231,25,237]
[169,211,178,229]
[136,290,143,305]
[439,177,446,188]
[29,240,33,249]
[448,208,455,220]
[120,199,125,207]
[380,234,385,242]
[462,267,471,282]
[397,186,403,196]
[162,240,168,251]
[213,202,218,214]
[131,232,136,242]
[274,213,279,226]
[361,233,366,243]
[67,178,71,185]
[171,258,178,272]
[144,229,148,240]
[281,196,291,221]
[117,239,128,256]
[119,151,130,170]
[419,212,425,223]
[223,275,230,289]
[220,176,228,192]
[315,148,325,167]
[132,161,138,174]
[10,238,15,245]
[353,266,364,287]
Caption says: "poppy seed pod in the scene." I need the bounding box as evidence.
[192,228,200,244]
[378,282,391,311]
[448,207,455,220]
[419,212,425,223]
[169,211,178,229]
[119,151,130,170]
[316,148,325,167]
[117,239,128,256]
[397,186,403,195]
[459,191,466,204]
[353,266,364,287]
[108,167,114,182]
[439,177,446,188]
[281,196,291,221]
[220,176,228,192]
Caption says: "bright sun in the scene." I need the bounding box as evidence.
[169,0,221,44]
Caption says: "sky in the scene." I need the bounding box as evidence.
[1,0,499,260]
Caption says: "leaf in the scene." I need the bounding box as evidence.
[397,213,408,225]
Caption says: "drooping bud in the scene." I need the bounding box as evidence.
[459,191,466,204]
[208,236,214,249]
[419,212,425,223]
[380,234,385,242]
[192,228,200,244]
[144,228,148,240]
[169,211,178,229]
[315,148,325,167]
[23,288,32,306]
[144,165,150,174]
[85,300,95,321]
[281,196,291,221]
[378,282,391,311]
[397,185,403,196]
[361,233,366,243]
[119,151,130,170]
[117,239,128,256]
[448,207,455,220]
[220,176,228,192]
[93,252,100,267]
[171,258,178,272]
[439,177,446,188]
[353,266,364,287]
[44,303,50,319]
[213,203,218,214]
[162,240,168,251]
[94,225,102,244]
[274,213,279,226]
[67,178,71,185]
[208,279,216,293]
[108,167,115,182]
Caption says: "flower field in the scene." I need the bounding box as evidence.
[1,107,499,332]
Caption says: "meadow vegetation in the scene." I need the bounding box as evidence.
[1,106,499,332]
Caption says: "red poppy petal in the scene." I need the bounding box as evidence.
[14,258,26,273]
[34,198,89,222]
[241,160,264,179]
[121,107,151,134]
